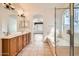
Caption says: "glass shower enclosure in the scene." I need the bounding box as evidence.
[55,3,79,56]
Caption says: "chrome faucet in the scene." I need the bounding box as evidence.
[3,32,9,36]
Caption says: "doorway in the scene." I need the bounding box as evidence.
[33,15,44,42]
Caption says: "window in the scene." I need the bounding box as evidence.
[64,5,79,33]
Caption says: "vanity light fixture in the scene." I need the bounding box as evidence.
[3,3,15,10]
[18,13,25,18]
[18,10,25,18]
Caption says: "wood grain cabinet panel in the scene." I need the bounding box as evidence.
[9,38,17,56]
[18,36,23,52]
[28,33,31,43]
[27,33,29,44]
[2,38,17,56]
[22,35,24,48]
[2,32,31,56]
[2,39,10,56]
[22,34,28,48]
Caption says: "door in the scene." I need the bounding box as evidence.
[55,7,70,56]
[74,3,79,56]
[34,22,43,42]
[33,15,44,42]
[55,4,75,56]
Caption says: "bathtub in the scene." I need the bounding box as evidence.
[45,33,79,56]
[56,36,79,56]
[44,35,56,56]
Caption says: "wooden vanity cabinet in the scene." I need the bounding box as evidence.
[2,32,31,56]
[2,37,17,56]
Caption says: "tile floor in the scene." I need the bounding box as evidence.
[18,34,53,56]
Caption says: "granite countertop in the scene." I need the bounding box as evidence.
[1,30,31,39]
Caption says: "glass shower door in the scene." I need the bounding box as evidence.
[55,3,79,56]
[55,5,70,56]
[74,4,79,56]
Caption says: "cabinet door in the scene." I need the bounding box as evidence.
[2,39,10,56]
[0,39,2,56]
[22,34,27,47]
[18,36,22,52]
[28,33,31,43]
[26,34,29,44]
[10,38,17,56]
[22,35,25,48]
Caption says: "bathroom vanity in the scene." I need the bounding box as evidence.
[2,32,31,56]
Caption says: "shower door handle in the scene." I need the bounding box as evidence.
[67,30,71,35]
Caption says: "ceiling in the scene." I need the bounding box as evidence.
[13,3,69,10]
[12,3,69,16]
